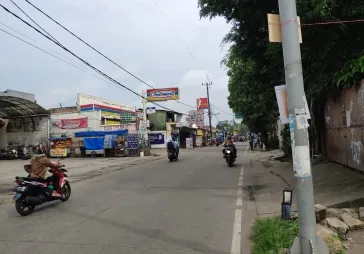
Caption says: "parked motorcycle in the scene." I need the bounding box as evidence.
[224,145,235,167]
[12,158,71,216]
[17,147,30,160]
[0,148,6,160]
[6,149,17,160]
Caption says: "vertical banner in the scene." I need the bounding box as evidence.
[274,85,310,125]
[274,85,289,124]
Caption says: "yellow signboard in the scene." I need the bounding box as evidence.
[50,148,67,157]
[146,88,179,101]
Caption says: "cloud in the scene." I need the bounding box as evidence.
[0,0,232,124]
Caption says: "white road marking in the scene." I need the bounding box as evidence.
[231,209,242,254]
[230,146,248,254]
[244,145,248,157]
[231,166,244,254]
[195,157,203,161]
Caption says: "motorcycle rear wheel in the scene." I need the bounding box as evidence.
[60,182,71,202]
[15,199,35,216]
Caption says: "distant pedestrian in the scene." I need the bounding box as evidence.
[249,132,254,150]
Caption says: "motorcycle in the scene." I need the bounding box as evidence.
[17,147,30,160]
[12,158,71,216]
[224,145,236,167]
[167,141,179,162]
[6,149,17,160]
[168,149,178,162]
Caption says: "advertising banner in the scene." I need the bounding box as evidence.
[120,111,133,124]
[146,107,156,114]
[196,98,208,110]
[52,118,88,129]
[186,138,193,149]
[274,84,310,125]
[146,87,179,101]
[50,140,67,157]
[187,110,204,127]
[101,123,137,134]
[274,85,289,124]
[150,133,165,145]
[196,136,203,147]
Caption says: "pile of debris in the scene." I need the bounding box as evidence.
[311,154,329,165]
[291,204,364,252]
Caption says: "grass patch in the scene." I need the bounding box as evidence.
[251,217,298,254]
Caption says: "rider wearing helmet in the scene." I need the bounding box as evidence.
[223,135,237,158]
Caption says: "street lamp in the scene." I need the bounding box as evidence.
[281,188,293,220]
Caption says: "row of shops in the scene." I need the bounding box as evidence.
[0,90,214,158]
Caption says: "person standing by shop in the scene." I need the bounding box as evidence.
[248,132,255,150]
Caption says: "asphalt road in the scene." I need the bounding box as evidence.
[0,143,249,254]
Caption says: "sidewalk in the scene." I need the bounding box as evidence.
[241,149,364,253]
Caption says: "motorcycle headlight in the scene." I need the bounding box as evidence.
[226,150,231,153]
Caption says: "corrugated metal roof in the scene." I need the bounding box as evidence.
[0,96,49,118]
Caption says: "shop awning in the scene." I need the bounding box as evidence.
[0,95,49,118]
[74,129,128,137]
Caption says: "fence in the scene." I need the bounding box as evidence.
[325,80,364,171]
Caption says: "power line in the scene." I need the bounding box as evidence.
[150,0,218,111]
[0,23,197,118]
[0,25,125,92]
[210,103,233,116]
[0,4,192,116]
[9,0,60,44]
[151,0,204,68]
[23,0,197,109]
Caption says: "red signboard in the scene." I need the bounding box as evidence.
[196,98,208,109]
[52,118,88,129]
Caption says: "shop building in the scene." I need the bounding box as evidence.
[146,109,183,149]
[0,89,50,150]
[49,93,139,156]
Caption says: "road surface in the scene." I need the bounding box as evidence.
[0,143,248,254]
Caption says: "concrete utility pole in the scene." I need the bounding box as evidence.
[277,0,329,253]
[202,82,213,138]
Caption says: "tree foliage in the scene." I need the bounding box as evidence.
[198,0,364,139]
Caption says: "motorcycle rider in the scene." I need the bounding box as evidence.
[222,135,237,158]
[29,149,64,197]
[167,136,179,156]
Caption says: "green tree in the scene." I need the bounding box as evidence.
[198,0,364,154]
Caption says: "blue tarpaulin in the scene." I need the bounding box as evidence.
[74,129,128,137]
[84,138,104,150]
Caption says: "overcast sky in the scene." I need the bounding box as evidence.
[0,0,234,125]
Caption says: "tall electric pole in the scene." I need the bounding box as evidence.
[202,82,213,138]
[277,0,329,253]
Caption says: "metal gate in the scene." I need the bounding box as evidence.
[325,80,364,171]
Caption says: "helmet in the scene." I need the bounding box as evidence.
[172,136,176,142]
[227,135,231,140]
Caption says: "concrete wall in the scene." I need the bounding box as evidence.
[0,118,49,147]
[50,110,101,137]
[148,111,167,131]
